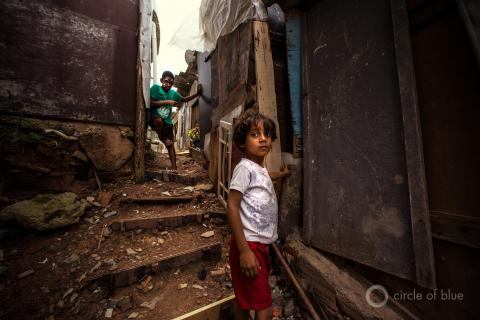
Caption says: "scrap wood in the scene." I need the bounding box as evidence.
[120,196,193,204]
[171,294,235,320]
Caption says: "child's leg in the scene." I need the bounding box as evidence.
[166,144,177,170]
[254,306,272,320]
[233,302,250,320]
[151,117,165,141]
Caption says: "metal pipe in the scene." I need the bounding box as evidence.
[272,243,322,320]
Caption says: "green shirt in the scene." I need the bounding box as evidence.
[150,84,183,125]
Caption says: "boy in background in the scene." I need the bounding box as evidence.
[150,71,202,171]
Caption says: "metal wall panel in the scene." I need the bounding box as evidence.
[303,0,435,286]
[0,0,138,125]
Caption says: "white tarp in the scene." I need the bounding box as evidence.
[169,0,267,52]
[139,0,153,108]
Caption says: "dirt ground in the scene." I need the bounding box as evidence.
[0,153,307,320]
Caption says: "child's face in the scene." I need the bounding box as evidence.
[243,121,272,162]
[161,76,174,91]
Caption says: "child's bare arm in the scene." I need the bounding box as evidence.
[181,84,202,103]
[150,99,177,108]
[269,163,289,180]
[227,190,259,278]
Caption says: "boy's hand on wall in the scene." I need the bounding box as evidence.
[239,249,259,278]
[196,84,203,95]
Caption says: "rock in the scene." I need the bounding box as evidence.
[57,300,64,308]
[140,297,159,310]
[128,312,139,319]
[103,211,117,218]
[0,193,87,231]
[116,295,134,312]
[161,191,172,197]
[160,231,169,236]
[201,230,215,238]
[194,183,214,192]
[86,196,95,202]
[126,248,136,255]
[98,191,113,207]
[158,238,165,245]
[91,253,101,261]
[64,253,80,264]
[284,299,295,316]
[78,126,134,172]
[105,308,113,318]
[192,284,204,290]
[17,269,35,279]
[184,186,194,192]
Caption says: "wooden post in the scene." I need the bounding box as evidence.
[253,20,282,172]
[134,13,145,183]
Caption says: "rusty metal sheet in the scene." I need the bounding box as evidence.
[303,0,434,285]
[0,0,137,125]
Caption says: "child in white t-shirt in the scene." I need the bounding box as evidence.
[227,109,288,320]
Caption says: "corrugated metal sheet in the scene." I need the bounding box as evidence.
[0,0,138,125]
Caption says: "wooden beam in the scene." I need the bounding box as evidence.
[391,0,436,289]
[430,211,480,250]
[120,196,193,204]
[253,20,282,172]
[134,11,146,183]
[172,294,235,320]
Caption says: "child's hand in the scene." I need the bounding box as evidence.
[197,84,203,95]
[280,163,289,176]
[239,249,260,277]
[165,100,177,105]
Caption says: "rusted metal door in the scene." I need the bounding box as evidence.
[303,0,436,287]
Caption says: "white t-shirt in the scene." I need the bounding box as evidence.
[229,158,278,244]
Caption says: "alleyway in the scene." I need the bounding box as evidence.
[0,153,305,320]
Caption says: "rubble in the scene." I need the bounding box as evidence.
[0,193,87,231]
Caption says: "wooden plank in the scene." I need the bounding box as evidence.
[120,196,193,204]
[91,242,222,290]
[253,20,282,171]
[172,294,235,320]
[134,8,145,183]
[391,0,436,288]
[430,211,480,250]
[110,212,204,231]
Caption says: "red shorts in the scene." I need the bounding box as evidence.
[229,236,272,310]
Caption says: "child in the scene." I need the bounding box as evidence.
[150,71,202,171]
[227,109,288,320]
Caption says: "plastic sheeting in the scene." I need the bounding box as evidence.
[139,0,153,109]
[169,0,267,52]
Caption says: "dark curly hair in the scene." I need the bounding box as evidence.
[161,70,174,79]
[233,109,277,149]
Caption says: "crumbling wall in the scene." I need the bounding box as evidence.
[0,116,134,200]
